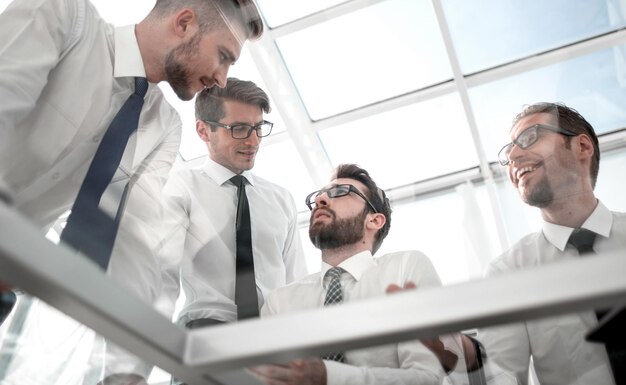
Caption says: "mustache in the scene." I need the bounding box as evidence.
[310,207,335,223]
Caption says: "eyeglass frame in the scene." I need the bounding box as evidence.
[202,119,274,139]
[497,124,578,166]
[305,184,379,213]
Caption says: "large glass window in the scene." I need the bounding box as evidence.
[442,0,626,74]
[319,92,478,189]
[470,45,626,164]
[256,0,348,28]
[276,0,452,119]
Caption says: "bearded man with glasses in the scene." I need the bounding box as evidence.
[435,102,626,385]
[250,163,444,385]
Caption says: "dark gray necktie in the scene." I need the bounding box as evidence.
[230,175,258,320]
[321,267,346,362]
[568,228,625,384]
[61,77,149,270]
[568,228,596,255]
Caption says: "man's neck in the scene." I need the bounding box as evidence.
[540,191,598,228]
[321,243,370,267]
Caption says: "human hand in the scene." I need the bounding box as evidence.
[385,281,416,293]
[249,358,326,385]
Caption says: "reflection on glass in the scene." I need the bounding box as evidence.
[441,0,626,73]
[375,182,501,285]
[253,139,318,213]
[276,0,452,119]
[470,45,626,164]
[319,92,478,189]
[474,101,626,385]
[167,47,287,161]
[256,0,348,28]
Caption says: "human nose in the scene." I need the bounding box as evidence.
[507,142,525,164]
[213,65,228,89]
[243,129,261,145]
[315,191,329,208]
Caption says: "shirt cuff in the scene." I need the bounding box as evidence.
[324,359,361,385]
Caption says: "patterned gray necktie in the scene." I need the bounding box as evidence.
[321,267,345,362]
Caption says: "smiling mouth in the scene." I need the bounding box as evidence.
[515,164,540,183]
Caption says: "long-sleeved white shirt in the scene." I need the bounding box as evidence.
[262,250,445,385]
[0,0,181,379]
[159,157,307,324]
[480,201,626,385]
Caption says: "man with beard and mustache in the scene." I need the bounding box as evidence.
[435,103,626,385]
[250,164,444,385]
[158,78,307,384]
[0,0,263,384]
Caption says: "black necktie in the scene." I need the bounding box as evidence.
[230,175,258,320]
[61,77,149,270]
[568,228,596,255]
[321,267,346,362]
[568,228,626,385]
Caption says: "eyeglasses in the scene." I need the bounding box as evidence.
[203,120,273,139]
[497,124,577,166]
[305,184,379,213]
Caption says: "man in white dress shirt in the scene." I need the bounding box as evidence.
[158,78,307,329]
[251,164,444,385]
[0,0,263,383]
[441,103,626,385]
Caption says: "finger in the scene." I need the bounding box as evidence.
[385,283,403,293]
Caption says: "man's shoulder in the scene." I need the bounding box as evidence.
[250,174,297,203]
[487,231,544,274]
[374,250,432,267]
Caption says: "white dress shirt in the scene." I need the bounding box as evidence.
[262,250,445,385]
[0,0,181,379]
[480,201,626,385]
[0,0,181,300]
[159,157,307,325]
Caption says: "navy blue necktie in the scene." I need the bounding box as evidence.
[61,77,149,270]
[230,175,259,320]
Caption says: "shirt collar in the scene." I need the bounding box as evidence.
[114,25,147,79]
[542,200,613,251]
[201,157,255,187]
[320,250,376,287]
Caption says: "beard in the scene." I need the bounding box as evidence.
[521,173,554,208]
[309,207,368,250]
[164,33,201,101]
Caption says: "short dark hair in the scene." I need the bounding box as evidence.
[195,77,270,128]
[151,0,263,40]
[333,164,392,253]
[512,102,600,188]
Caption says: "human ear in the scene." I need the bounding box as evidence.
[196,121,210,142]
[576,133,595,161]
[366,213,386,231]
[173,8,198,37]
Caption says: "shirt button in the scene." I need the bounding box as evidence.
[52,172,60,180]
[93,135,101,142]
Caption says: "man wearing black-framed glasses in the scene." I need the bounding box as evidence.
[158,79,307,385]
[251,164,444,385]
[442,103,626,385]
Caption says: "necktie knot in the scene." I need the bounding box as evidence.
[230,174,247,188]
[568,228,597,255]
[325,266,344,281]
[134,77,148,98]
